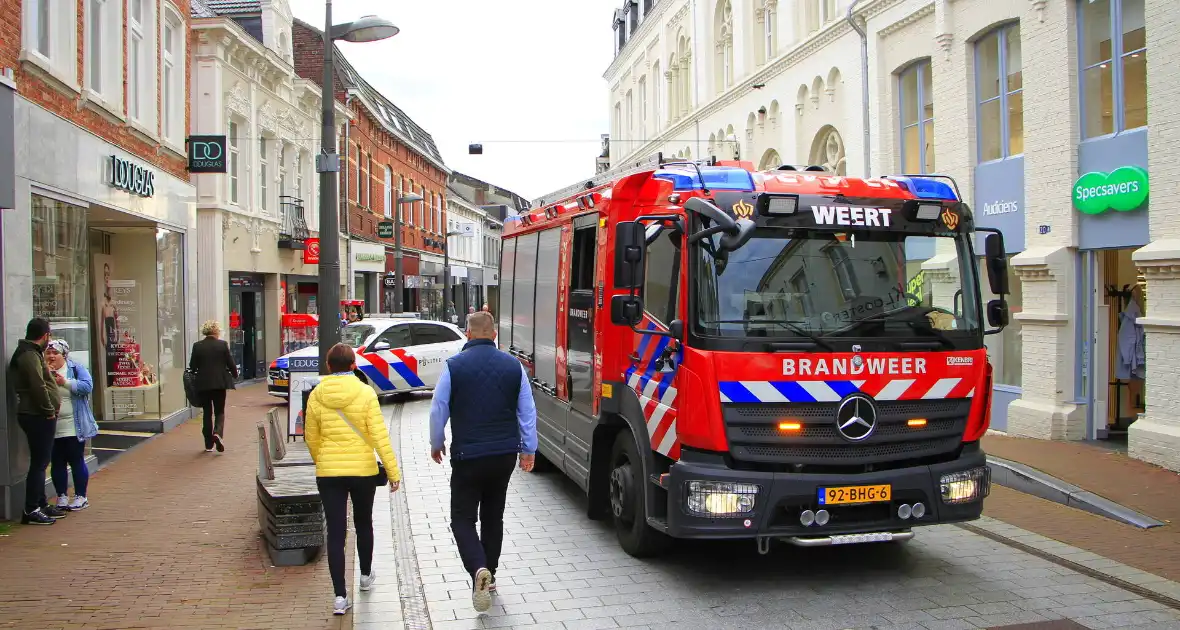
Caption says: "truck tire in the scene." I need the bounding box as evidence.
[608,431,671,557]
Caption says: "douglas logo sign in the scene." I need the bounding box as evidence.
[187,135,228,173]
[109,155,155,197]
[1072,166,1149,215]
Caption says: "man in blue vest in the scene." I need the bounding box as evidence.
[430,310,537,613]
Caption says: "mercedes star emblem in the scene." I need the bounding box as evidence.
[836,393,878,442]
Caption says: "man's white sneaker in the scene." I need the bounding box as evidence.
[332,596,351,615]
[359,569,376,592]
[472,568,492,612]
[56,495,69,509]
[69,496,89,510]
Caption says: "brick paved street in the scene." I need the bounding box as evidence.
[0,385,350,630]
[982,435,1180,582]
[353,396,1180,630]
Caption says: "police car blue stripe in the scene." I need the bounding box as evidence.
[359,364,397,392]
[389,361,426,388]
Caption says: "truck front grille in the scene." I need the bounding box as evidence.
[723,399,971,468]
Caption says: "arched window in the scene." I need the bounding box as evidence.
[976,23,1023,162]
[757,0,777,65]
[898,60,934,173]
[715,0,734,91]
[383,165,393,218]
[651,62,661,129]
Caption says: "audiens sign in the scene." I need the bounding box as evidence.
[109,155,155,197]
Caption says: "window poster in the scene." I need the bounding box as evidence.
[288,371,321,438]
[94,254,158,419]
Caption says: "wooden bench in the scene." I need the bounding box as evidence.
[257,412,323,566]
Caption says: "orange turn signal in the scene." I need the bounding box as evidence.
[778,421,802,432]
[907,418,928,427]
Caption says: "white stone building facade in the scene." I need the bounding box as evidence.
[601,0,1178,470]
[445,191,488,316]
[190,0,347,380]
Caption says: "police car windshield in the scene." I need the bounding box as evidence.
[341,324,375,348]
[694,228,981,343]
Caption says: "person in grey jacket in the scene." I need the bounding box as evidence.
[8,318,65,525]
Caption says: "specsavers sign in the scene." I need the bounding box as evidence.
[1072,166,1149,215]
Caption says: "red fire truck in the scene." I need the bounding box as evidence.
[498,155,1010,556]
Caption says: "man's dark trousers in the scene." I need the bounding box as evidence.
[450,453,517,580]
[18,413,55,512]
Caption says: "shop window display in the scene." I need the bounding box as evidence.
[32,195,92,371]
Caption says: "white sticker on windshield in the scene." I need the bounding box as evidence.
[811,206,893,227]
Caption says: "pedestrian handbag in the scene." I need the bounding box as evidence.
[334,409,388,486]
[183,368,202,407]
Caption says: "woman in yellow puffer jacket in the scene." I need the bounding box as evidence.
[304,343,401,616]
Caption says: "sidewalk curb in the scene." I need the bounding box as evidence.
[986,455,1166,529]
[961,517,1180,610]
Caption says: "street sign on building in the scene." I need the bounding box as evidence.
[377,221,394,238]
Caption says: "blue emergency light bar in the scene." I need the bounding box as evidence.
[653,166,756,192]
[890,176,959,202]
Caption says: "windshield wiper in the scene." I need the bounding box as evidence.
[833,306,957,349]
[897,319,956,349]
[703,319,836,352]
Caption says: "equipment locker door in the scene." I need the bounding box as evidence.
[532,227,567,465]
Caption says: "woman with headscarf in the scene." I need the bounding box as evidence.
[44,339,98,511]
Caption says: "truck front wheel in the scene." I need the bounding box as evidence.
[608,431,671,557]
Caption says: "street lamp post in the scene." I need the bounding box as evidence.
[315,1,398,366]
[392,192,423,314]
[443,228,464,324]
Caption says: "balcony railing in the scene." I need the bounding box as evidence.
[279,195,310,249]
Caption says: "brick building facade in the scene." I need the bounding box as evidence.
[292,18,451,315]
[0,0,200,519]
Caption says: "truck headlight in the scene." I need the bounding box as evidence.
[685,481,760,517]
[940,467,991,504]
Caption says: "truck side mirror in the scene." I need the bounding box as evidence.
[669,319,684,341]
[610,295,644,327]
[986,299,1010,328]
[984,233,1009,295]
[614,221,646,290]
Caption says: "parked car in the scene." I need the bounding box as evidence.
[267,319,467,399]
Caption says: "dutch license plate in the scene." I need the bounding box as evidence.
[273,379,289,387]
[818,484,891,505]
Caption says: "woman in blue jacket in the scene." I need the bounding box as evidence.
[44,339,99,511]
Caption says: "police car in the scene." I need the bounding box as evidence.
[267,319,467,399]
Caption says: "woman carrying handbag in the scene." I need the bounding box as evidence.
[304,343,402,616]
[188,320,238,453]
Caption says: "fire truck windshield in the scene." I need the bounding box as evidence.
[693,228,982,347]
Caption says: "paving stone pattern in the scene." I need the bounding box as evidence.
[0,385,351,630]
[366,396,1180,630]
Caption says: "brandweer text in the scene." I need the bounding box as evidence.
[783,357,928,376]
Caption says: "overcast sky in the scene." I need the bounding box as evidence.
[289,0,622,201]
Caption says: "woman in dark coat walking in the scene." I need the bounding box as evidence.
[189,320,238,453]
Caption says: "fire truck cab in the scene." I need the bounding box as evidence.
[499,156,1009,556]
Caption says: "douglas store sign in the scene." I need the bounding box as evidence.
[108,155,155,197]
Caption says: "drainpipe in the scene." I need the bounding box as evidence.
[692,0,701,159]
[847,0,871,178]
[342,91,355,301]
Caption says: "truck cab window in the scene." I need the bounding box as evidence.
[642,228,681,325]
